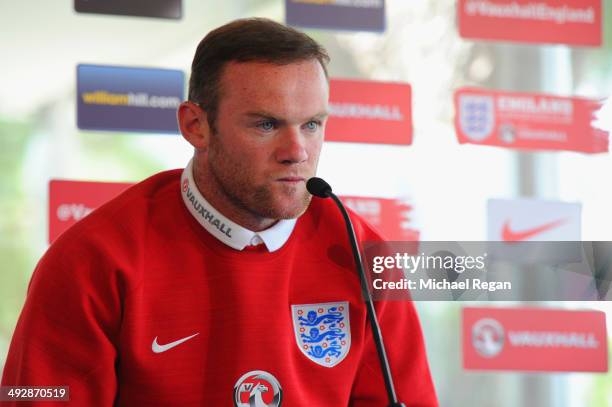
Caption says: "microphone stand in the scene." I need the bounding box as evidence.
[308,177,405,407]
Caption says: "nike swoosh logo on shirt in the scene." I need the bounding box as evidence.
[152,333,199,353]
[501,218,566,241]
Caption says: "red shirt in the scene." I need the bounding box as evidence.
[2,169,437,406]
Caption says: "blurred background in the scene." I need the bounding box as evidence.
[1,0,611,405]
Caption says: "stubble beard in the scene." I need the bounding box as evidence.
[207,142,312,223]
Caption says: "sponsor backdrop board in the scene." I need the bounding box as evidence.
[487,198,581,241]
[286,0,385,32]
[341,196,419,241]
[458,0,602,47]
[75,0,182,20]
[327,79,412,145]
[454,88,608,153]
[48,181,421,244]
[49,180,133,243]
[77,64,184,134]
[463,307,608,372]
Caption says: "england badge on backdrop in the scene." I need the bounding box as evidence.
[291,301,351,368]
[459,94,495,142]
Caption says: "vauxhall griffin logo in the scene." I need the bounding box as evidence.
[233,370,282,407]
[472,318,505,358]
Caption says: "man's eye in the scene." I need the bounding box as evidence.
[304,121,319,131]
[257,121,275,131]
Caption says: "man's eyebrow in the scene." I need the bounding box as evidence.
[244,110,329,121]
[244,111,280,120]
[311,111,329,120]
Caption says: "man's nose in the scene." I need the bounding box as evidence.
[275,127,308,164]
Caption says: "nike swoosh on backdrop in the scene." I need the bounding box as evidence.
[501,218,567,241]
[152,333,200,353]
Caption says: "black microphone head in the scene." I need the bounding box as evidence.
[306,177,332,198]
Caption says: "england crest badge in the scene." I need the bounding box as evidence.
[459,94,495,142]
[291,301,351,368]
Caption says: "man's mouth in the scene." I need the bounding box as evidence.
[277,177,305,184]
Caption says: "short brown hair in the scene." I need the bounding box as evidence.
[188,18,330,132]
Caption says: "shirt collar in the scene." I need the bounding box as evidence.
[180,159,296,252]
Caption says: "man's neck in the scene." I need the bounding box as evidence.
[192,162,277,232]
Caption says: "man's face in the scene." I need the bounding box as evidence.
[202,59,329,224]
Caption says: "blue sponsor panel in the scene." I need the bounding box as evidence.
[74,0,182,20]
[285,0,385,32]
[77,64,184,134]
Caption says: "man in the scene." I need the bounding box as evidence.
[2,18,437,406]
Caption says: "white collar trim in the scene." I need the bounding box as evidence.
[180,159,296,252]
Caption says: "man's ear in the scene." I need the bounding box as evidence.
[177,101,211,150]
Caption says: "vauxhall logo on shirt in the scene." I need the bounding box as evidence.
[233,370,282,407]
[182,179,233,238]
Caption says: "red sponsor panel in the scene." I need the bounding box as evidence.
[49,180,133,243]
[463,307,608,372]
[340,196,419,241]
[458,0,602,47]
[326,79,412,145]
[454,88,608,153]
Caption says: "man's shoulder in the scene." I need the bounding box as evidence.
[29,169,183,289]
[51,168,183,251]
[303,196,384,243]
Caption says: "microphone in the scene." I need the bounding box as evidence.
[306,177,332,198]
[306,177,406,407]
